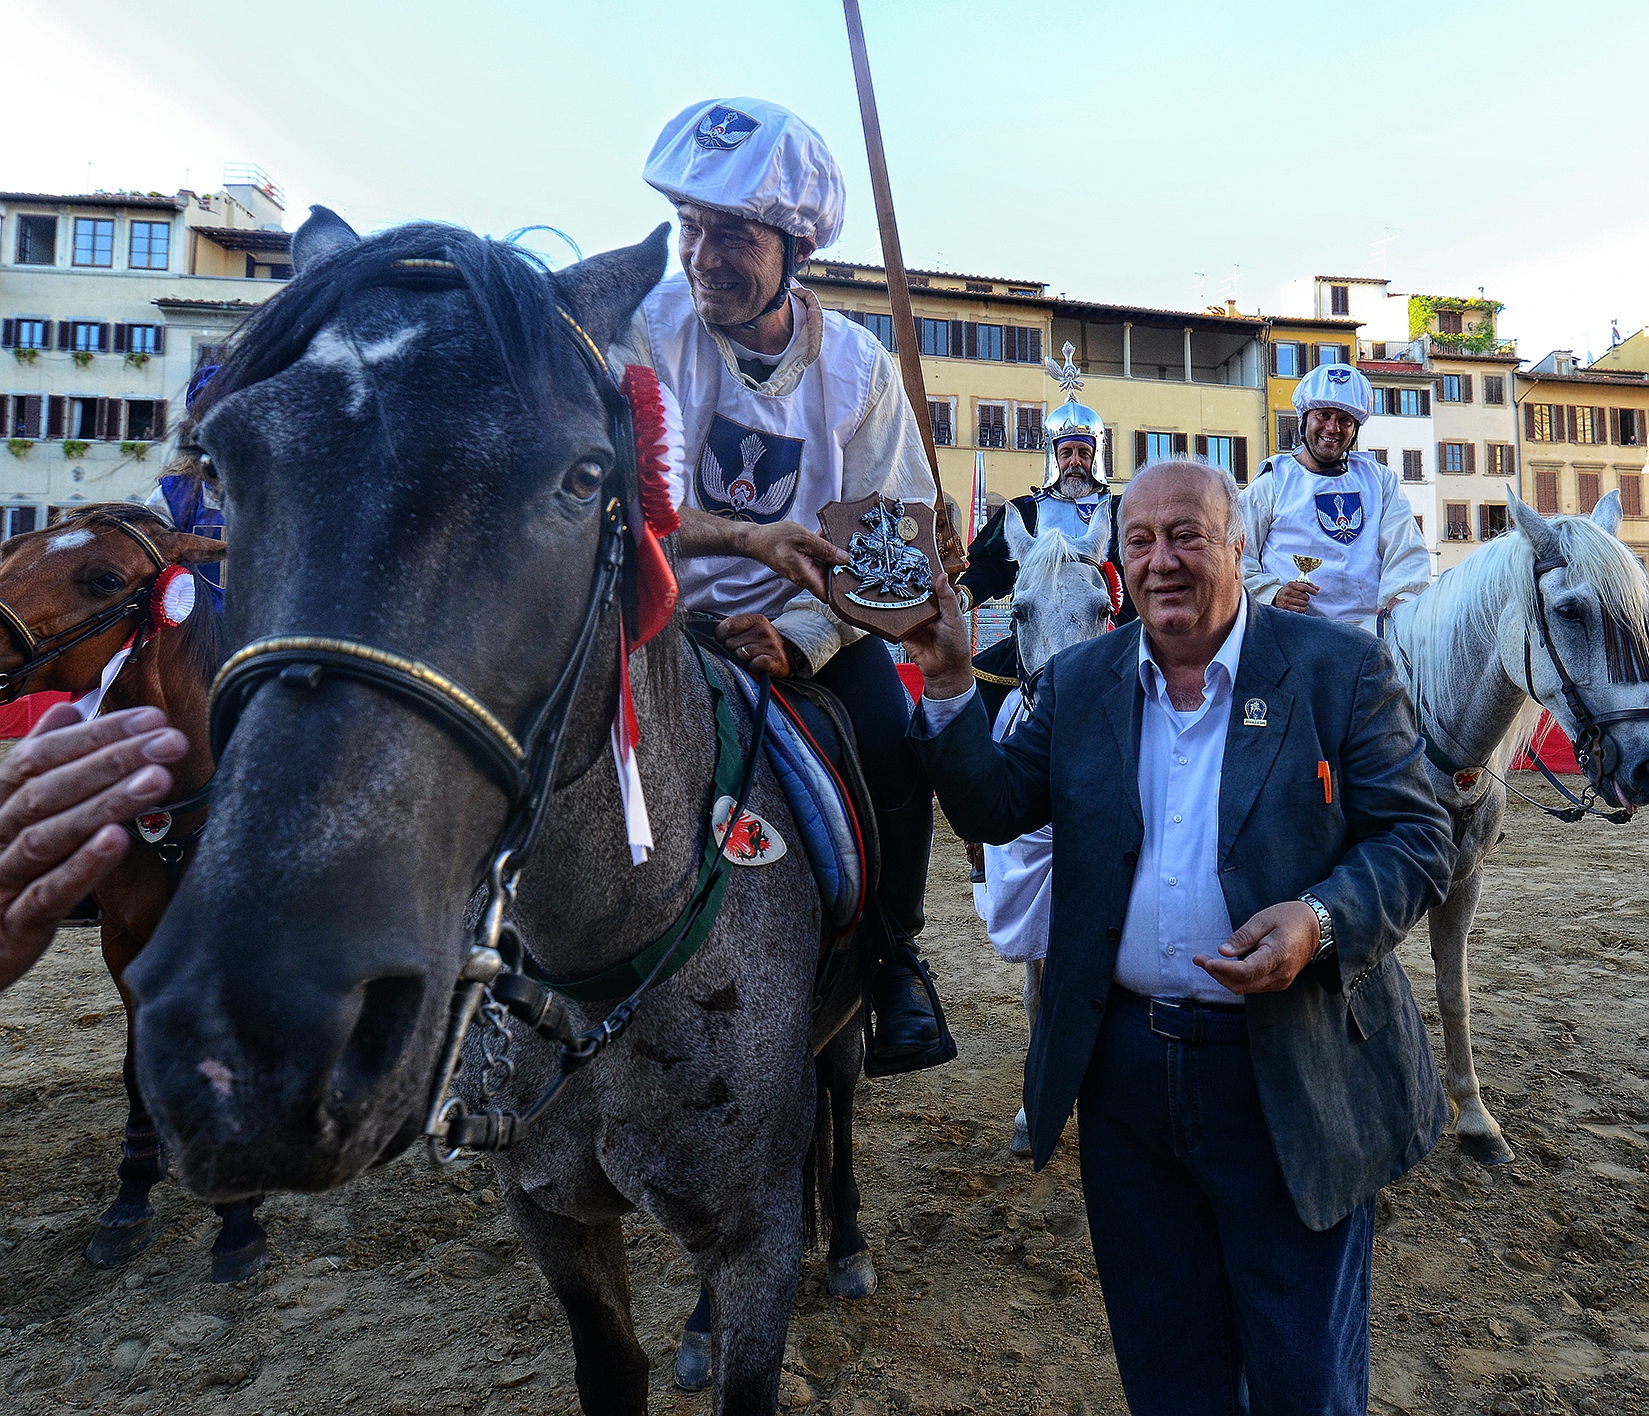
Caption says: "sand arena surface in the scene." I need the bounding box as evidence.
[1,791,1647,1415]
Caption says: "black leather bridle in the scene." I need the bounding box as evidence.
[0,518,168,701]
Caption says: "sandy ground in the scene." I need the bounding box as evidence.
[1,787,1647,1416]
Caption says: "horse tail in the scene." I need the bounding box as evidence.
[802,1054,835,1251]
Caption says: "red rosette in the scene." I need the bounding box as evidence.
[1102,561,1123,616]
[150,564,196,629]
[621,364,680,538]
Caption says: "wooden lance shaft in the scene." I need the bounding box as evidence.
[841,0,964,567]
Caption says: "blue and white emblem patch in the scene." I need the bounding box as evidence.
[1314,491,1365,545]
[696,415,803,523]
[694,106,761,151]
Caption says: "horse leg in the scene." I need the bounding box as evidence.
[502,1190,648,1416]
[697,1206,805,1416]
[1011,957,1043,1158]
[1429,866,1514,1165]
[86,927,165,1268]
[823,1015,876,1300]
[210,1197,270,1283]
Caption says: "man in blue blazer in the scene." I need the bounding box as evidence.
[902,457,1454,1415]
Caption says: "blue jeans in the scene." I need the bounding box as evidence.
[1077,988,1374,1416]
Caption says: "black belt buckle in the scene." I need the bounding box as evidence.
[1147,997,1198,1042]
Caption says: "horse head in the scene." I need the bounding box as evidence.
[1504,485,1649,810]
[1004,501,1115,704]
[0,506,225,702]
[126,207,669,1198]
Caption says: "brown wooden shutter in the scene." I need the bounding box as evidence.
[1172,432,1189,456]
[1134,430,1148,468]
[1478,506,1489,541]
[1269,342,1279,376]
[1435,377,1445,401]
[1566,406,1578,442]
[0,399,7,438]
[1462,374,1473,402]
[1419,387,1431,415]
[113,323,128,354]
[1535,469,1558,513]
[152,325,166,356]
[152,400,168,440]
[1436,442,1445,472]
[949,320,963,357]
[1,320,13,348]
[1102,428,1115,480]
[57,321,73,351]
[1029,329,1041,363]
[1233,437,1248,485]
[98,322,111,353]
[1465,441,1476,473]
[96,398,117,440]
[1525,402,1536,438]
[21,396,42,439]
[1621,473,1642,517]
[1610,407,1622,444]
[964,322,977,359]
[1194,434,1209,457]
[1595,407,1608,444]
[46,396,65,439]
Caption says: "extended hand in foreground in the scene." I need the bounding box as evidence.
[0,704,186,992]
[1195,900,1321,995]
[899,570,975,701]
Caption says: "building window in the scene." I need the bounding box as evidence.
[66,321,108,353]
[1330,285,1349,315]
[1400,388,1428,417]
[1486,443,1514,478]
[971,324,1004,362]
[1369,448,1388,465]
[1439,374,1463,402]
[1578,471,1601,513]
[1372,388,1393,416]
[128,221,170,270]
[1534,469,1559,514]
[859,312,895,353]
[1145,431,1179,462]
[1483,375,1505,406]
[1315,343,1347,366]
[1276,413,1299,450]
[1528,403,1558,441]
[1273,342,1302,378]
[1438,310,1463,334]
[115,323,164,355]
[1,318,50,349]
[72,218,115,267]
[1005,326,1042,364]
[1479,504,1510,539]
[1621,473,1643,517]
[1,506,38,539]
[1439,441,1472,474]
[1618,407,1645,446]
[927,399,953,448]
[124,400,166,440]
[1200,435,1233,471]
[1402,449,1424,481]
[15,215,56,266]
[1445,504,1471,540]
[918,318,954,358]
[977,402,1007,449]
[1574,406,1597,443]
[1015,406,1044,451]
[70,398,101,439]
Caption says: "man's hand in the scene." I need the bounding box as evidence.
[1273,580,1320,613]
[0,704,187,992]
[900,570,974,700]
[716,614,791,678]
[676,507,846,601]
[1194,900,1320,995]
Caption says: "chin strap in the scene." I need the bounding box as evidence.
[739,232,799,329]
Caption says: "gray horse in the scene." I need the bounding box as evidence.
[1383,487,1649,1163]
[126,212,874,1415]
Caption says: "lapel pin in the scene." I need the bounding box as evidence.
[1242,697,1268,727]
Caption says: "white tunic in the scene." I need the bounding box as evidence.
[1240,450,1431,631]
[980,690,1052,963]
[614,273,934,673]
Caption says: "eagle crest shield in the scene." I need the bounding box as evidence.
[1314,491,1365,545]
[696,415,803,524]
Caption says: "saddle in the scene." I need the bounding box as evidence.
[694,631,878,1053]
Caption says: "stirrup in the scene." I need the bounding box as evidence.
[862,945,956,1078]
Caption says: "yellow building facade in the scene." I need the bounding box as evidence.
[1263,316,1360,458]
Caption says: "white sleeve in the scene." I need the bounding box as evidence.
[771,590,866,678]
[142,483,175,526]
[841,344,935,507]
[1239,470,1283,605]
[1376,467,1435,606]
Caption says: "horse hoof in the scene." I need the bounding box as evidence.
[84,1214,156,1268]
[673,1329,712,1392]
[828,1249,878,1300]
[1459,1131,1515,1167]
[1010,1110,1032,1158]
[210,1234,270,1284]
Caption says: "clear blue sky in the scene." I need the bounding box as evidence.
[15,0,1648,363]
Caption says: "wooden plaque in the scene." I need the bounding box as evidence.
[818,492,941,642]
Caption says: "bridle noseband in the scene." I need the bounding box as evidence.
[0,518,169,701]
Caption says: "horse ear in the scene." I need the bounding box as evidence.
[1591,487,1624,536]
[553,224,670,352]
[158,531,228,565]
[292,205,360,272]
[1507,482,1559,560]
[1004,501,1034,564]
[1078,499,1112,557]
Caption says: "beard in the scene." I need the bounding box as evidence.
[1056,466,1099,498]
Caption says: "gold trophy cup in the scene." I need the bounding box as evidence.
[1291,555,1323,583]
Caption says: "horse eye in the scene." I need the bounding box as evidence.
[1011,604,1028,622]
[563,460,604,501]
[91,572,125,595]
[1553,602,1584,621]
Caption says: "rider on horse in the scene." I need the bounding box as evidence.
[960,345,1131,723]
[1241,362,1431,630]
[610,97,949,1072]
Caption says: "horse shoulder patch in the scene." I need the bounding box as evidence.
[712,796,787,866]
[696,414,804,524]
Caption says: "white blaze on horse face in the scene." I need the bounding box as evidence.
[302,326,422,414]
[45,529,95,553]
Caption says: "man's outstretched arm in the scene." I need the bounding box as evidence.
[676,506,846,601]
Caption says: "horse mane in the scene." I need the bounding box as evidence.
[1393,512,1649,768]
[198,223,567,416]
[1012,525,1090,600]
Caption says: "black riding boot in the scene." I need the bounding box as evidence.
[864,790,955,1076]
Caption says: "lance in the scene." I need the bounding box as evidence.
[841,0,965,571]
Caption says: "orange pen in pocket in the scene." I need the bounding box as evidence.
[1317,761,1332,804]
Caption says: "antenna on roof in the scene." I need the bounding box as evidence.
[1371,227,1400,276]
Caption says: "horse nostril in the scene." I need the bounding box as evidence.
[331,975,425,1108]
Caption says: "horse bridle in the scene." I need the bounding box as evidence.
[0,519,168,701]
[207,262,756,1162]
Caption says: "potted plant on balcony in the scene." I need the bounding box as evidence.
[7,439,32,460]
[63,439,90,459]
[71,350,94,369]
[120,441,149,461]
[13,348,38,367]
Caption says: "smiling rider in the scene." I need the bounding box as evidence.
[609,97,950,1072]
[1241,362,1431,631]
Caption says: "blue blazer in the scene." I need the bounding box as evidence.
[913,601,1454,1231]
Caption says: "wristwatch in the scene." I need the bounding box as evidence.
[1299,892,1335,960]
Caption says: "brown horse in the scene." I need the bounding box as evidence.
[0,503,266,1281]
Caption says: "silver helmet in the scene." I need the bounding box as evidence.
[1041,342,1106,491]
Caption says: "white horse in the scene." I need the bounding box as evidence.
[976,503,1117,1155]
[1383,486,1649,1163]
